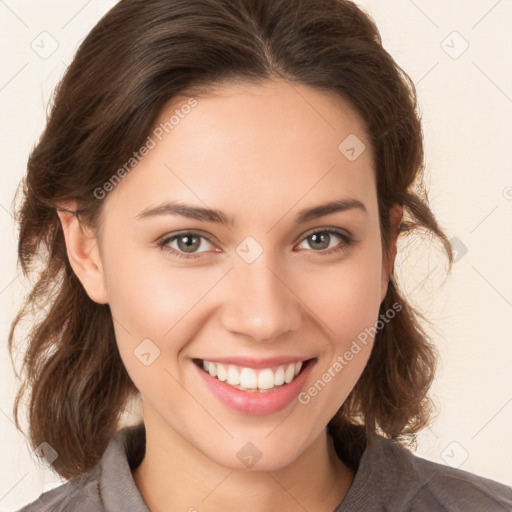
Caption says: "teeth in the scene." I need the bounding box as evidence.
[216,364,227,382]
[257,369,275,390]
[240,368,258,389]
[274,366,285,386]
[200,360,304,391]
[284,364,295,384]
[227,365,240,386]
[207,361,216,378]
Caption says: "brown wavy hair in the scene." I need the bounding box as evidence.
[8,0,453,479]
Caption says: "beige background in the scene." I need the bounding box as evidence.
[1,0,511,509]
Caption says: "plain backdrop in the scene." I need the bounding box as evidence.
[1,0,511,509]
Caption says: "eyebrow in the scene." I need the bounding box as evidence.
[135,198,367,226]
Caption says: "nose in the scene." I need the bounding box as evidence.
[219,257,302,343]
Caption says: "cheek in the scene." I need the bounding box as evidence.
[294,249,383,415]
[101,249,224,399]
[301,246,384,343]
[102,242,226,350]
[103,231,383,345]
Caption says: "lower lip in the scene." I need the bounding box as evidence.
[194,359,317,415]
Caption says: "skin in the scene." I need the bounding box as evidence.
[58,79,402,512]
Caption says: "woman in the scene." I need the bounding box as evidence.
[9,0,512,510]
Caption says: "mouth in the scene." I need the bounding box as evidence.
[192,357,316,393]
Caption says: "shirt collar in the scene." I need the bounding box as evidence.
[100,422,149,512]
[98,421,423,512]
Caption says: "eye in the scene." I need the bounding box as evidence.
[156,231,218,260]
[296,228,352,254]
[156,228,353,261]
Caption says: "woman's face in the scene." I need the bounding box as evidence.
[96,79,391,470]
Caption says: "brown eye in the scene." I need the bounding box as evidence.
[307,232,331,250]
[157,231,216,259]
[297,229,351,253]
[176,234,202,253]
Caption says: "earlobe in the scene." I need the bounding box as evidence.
[56,203,109,304]
[380,203,403,301]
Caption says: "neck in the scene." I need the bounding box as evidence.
[132,406,354,512]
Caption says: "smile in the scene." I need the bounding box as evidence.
[193,357,318,415]
[195,359,309,392]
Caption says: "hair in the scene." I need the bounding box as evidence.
[8,0,453,480]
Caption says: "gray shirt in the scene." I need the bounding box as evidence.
[17,422,512,511]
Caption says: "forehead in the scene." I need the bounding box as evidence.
[103,79,377,225]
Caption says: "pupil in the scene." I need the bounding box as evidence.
[178,235,200,252]
[310,233,329,250]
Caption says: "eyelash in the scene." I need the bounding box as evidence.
[156,228,354,261]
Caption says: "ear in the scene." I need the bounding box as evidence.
[380,203,403,302]
[56,202,109,304]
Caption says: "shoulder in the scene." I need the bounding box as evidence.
[339,433,512,511]
[16,422,148,512]
[406,447,512,511]
[378,436,512,511]
[16,465,103,512]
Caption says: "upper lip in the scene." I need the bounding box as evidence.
[194,356,315,369]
